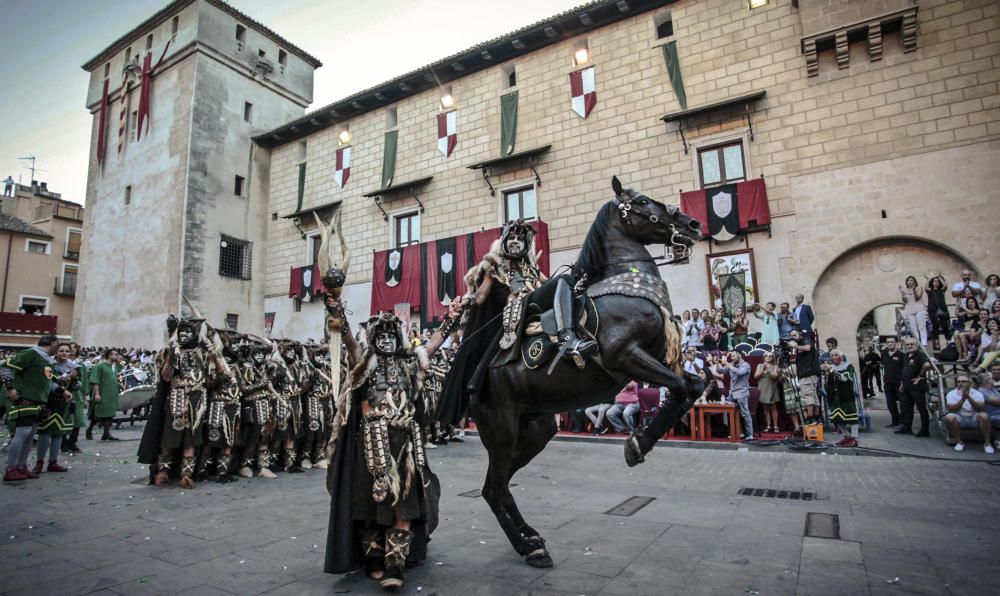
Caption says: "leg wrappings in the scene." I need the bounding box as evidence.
[181,456,195,479]
[384,528,413,570]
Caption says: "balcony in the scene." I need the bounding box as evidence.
[0,312,57,335]
[33,203,83,223]
[54,276,77,297]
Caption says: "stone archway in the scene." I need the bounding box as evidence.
[812,238,974,361]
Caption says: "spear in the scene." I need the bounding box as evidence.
[313,211,350,419]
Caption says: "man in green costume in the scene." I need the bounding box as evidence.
[63,343,89,454]
[90,348,123,442]
[2,335,58,482]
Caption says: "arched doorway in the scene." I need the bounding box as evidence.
[812,238,974,362]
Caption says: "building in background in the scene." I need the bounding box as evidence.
[76,0,999,361]
[253,0,999,360]
[73,0,321,347]
[0,182,83,346]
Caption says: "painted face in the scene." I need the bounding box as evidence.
[503,236,525,257]
[252,351,266,365]
[177,328,196,347]
[374,332,398,354]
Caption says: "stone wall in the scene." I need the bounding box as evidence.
[262,0,999,341]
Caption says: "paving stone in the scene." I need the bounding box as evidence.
[4,426,1000,595]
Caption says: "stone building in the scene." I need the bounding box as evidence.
[74,0,321,347]
[253,0,999,360]
[0,183,83,346]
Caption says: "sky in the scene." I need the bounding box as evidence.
[0,0,583,205]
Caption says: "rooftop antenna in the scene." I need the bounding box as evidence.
[18,155,47,186]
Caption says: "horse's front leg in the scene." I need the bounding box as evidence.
[608,343,704,466]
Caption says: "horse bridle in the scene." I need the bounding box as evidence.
[613,192,692,264]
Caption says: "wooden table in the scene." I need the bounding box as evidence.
[691,402,741,442]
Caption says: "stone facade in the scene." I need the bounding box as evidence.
[260,0,999,360]
[74,0,319,347]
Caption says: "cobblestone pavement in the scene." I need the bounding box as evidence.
[1,422,998,596]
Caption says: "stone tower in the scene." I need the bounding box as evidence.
[74,0,320,346]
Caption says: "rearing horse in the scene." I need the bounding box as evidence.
[472,177,705,568]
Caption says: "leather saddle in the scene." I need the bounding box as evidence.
[510,296,599,371]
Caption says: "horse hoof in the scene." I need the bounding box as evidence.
[624,435,646,467]
[525,551,554,568]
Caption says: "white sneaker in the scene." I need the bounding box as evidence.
[300,459,313,469]
[424,441,437,449]
[986,445,996,455]
[238,466,253,478]
[257,468,277,479]
[954,442,965,452]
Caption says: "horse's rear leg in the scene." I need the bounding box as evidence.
[611,344,704,466]
[500,414,557,567]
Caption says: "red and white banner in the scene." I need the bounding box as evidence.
[569,66,596,119]
[136,52,153,141]
[334,146,350,188]
[436,111,457,157]
[97,78,109,167]
[117,69,130,155]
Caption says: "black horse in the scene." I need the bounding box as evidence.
[471,177,705,568]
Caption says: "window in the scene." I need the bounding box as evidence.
[298,141,307,161]
[503,64,517,88]
[146,34,153,50]
[278,49,287,70]
[130,110,138,140]
[124,185,132,206]
[243,101,253,123]
[748,0,769,8]
[18,296,48,315]
[234,175,245,197]
[58,265,78,296]
[654,11,673,39]
[236,24,246,50]
[394,212,420,248]
[26,239,50,254]
[171,16,179,37]
[219,235,252,279]
[308,233,322,265]
[125,47,132,64]
[386,106,397,130]
[225,313,239,330]
[698,141,746,188]
[502,186,537,222]
[104,62,110,77]
[258,49,266,58]
[65,228,82,259]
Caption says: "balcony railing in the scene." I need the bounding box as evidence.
[0,312,57,334]
[54,276,77,297]
[64,250,80,261]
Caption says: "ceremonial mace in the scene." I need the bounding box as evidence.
[313,211,351,425]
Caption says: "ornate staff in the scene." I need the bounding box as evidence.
[313,211,351,422]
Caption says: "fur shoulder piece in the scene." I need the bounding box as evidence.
[349,352,378,389]
[464,250,504,291]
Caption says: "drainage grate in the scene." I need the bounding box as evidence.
[738,487,815,501]
[458,484,517,498]
[604,496,656,516]
[805,512,840,539]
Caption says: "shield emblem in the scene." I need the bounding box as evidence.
[386,250,402,287]
[440,252,453,274]
[711,190,733,219]
[303,268,312,287]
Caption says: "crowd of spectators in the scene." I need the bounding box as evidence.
[1,338,160,481]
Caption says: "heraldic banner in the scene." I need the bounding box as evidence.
[372,221,550,326]
[679,178,771,241]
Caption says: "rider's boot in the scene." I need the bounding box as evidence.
[553,278,597,370]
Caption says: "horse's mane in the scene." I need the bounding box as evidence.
[573,200,617,281]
